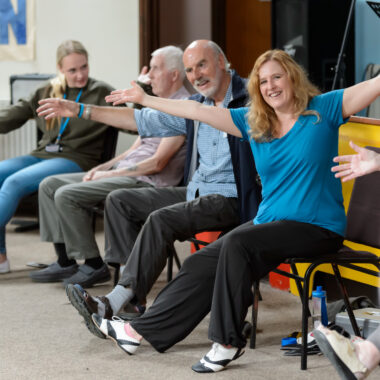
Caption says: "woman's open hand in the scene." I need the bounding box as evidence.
[37,98,78,119]
[331,141,380,182]
[105,81,146,106]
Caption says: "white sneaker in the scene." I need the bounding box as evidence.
[192,343,245,373]
[0,259,10,274]
[91,314,140,355]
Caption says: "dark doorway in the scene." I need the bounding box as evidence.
[139,0,272,78]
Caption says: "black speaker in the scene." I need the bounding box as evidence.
[272,0,355,92]
[10,73,54,104]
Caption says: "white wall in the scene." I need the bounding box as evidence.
[0,0,140,152]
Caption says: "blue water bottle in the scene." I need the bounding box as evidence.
[311,286,328,328]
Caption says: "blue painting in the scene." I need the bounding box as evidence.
[0,0,26,45]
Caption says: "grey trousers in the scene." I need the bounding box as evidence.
[103,186,240,304]
[38,172,152,260]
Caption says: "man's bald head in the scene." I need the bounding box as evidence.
[183,40,231,102]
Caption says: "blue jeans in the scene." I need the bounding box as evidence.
[0,155,82,253]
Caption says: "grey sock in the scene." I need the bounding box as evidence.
[106,285,135,315]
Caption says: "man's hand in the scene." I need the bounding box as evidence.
[37,98,78,119]
[82,167,99,182]
[87,170,121,181]
[105,81,146,106]
[331,141,380,182]
[137,66,151,85]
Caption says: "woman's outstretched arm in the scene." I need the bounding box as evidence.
[342,75,380,118]
[105,81,242,138]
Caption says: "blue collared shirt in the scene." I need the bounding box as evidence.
[134,79,237,200]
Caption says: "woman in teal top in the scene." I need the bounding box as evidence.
[40,49,380,373]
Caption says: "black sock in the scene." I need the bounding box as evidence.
[55,243,76,267]
[84,256,104,270]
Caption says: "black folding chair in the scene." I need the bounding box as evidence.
[250,147,380,370]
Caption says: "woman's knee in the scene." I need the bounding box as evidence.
[1,174,29,198]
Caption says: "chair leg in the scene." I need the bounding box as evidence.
[250,281,260,349]
[300,262,320,370]
[107,262,120,287]
[290,263,308,315]
[332,263,362,337]
[167,250,174,282]
[301,279,310,370]
[173,250,181,271]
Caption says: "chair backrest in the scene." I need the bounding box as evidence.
[345,146,380,249]
[100,127,119,163]
[364,64,380,118]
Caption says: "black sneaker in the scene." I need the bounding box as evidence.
[66,284,113,339]
[63,263,111,288]
[30,262,78,282]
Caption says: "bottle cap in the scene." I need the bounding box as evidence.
[312,285,326,297]
[281,337,297,346]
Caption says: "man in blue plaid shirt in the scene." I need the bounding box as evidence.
[41,40,261,341]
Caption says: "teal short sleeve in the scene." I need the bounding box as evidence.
[230,107,250,141]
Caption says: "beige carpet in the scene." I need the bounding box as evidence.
[1,219,378,379]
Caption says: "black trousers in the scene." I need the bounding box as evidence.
[104,186,240,304]
[131,220,343,352]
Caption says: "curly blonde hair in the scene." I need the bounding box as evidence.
[46,40,88,130]
[247,49,320,142]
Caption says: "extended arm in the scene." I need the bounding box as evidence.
[89,135,186,181]
[331,141,380,182]
[37,98,138,132]
[105,81,242,137]
[0,96,35,134]
[342,75,380,118]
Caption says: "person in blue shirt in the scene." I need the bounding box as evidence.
[43,49,380,373]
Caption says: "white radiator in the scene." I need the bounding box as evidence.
[0,100,37,161]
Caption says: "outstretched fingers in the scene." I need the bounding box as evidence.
[36,103,59,119]
[105,81,145,106]
[37,98,76,119]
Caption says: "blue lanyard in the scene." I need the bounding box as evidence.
[56,88,83,143]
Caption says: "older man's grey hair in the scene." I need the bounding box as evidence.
[152,46,185,81]
[207,41,231,71]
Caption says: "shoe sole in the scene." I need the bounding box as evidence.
[192,348,245,373]
[63,272,111,288]
[31,274,75,283]
[65,284,106,339]
[313,330,357,380]
[30,267,78,283]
